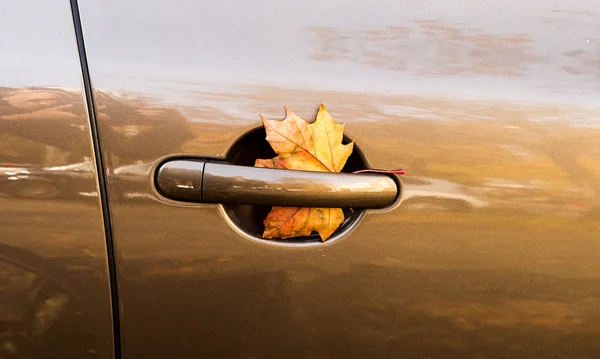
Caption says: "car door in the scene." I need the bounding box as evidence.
[0,1,114,358]
[77,1,600,358]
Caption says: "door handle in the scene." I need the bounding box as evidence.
[155,160,399,208]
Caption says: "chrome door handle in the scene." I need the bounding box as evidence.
[155,160,399,208]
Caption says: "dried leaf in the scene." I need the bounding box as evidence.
[262,207,344,240]
[255,104,353,241]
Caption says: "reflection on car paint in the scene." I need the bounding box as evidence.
[0,1,115,356]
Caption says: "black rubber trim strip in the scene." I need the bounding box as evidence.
[69,1,122,358]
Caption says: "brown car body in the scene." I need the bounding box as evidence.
[1,0,600,358]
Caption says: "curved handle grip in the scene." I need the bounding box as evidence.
[155,160,399,208]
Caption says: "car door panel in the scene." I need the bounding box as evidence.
[0,1,114,358]
[78,1,600,357]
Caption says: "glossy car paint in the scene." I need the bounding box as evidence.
[82,0,598,357]
[0,2,114,358]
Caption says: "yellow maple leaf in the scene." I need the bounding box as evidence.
[255,104,354,241]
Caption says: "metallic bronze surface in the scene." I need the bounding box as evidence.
[0,2,114,358]
[157,160,399,208]
[79,0,600,357]
[154,159,205,202]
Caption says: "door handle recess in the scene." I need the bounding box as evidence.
[155,160,399,208]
